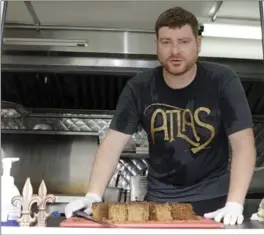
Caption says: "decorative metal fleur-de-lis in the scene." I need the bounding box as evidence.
[12,178,41,227]
[36,180,56,227]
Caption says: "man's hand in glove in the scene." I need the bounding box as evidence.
[64,193,102,218]
[204,202,244,225]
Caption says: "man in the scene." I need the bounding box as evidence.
[65,7,256,225]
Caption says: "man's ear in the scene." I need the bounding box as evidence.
[155,38,158,53]
[196,36,202,53]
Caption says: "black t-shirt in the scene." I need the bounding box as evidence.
[109,61,253,202]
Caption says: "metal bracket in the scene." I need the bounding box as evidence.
[24,1,41,31]
[260,1,264,62]
[208,1,223,22]
[1,0,8,50]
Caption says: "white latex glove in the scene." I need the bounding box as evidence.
[64,193,102,218]
[204,202,244,225]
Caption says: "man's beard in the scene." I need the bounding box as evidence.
[158,54,198,76]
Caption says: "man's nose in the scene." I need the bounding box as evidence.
[171,44,180,55]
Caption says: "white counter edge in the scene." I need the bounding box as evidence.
[2,227,264,235]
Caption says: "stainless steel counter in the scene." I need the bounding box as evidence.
[224,219,264,229]
[46,216,264,229]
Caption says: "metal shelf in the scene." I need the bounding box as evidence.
[1,129,98,136]
[120,152,149,159]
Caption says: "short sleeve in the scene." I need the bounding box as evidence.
[109,81,140,135]
[219,71,253,136]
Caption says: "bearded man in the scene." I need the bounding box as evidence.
[65,7,256,226]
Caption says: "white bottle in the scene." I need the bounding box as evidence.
[1,157,21,226]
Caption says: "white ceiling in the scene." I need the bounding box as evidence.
[6,1,33,25]
[5,1,262,30]
[217,1,260,20]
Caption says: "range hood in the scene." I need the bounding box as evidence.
[1,59,264,117]
[1,1,264,115]
[2,1,264,60]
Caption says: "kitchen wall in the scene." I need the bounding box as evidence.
[1,133,98,195]
[1,112,149,197]
[1,115,263,217]
[1,111,264,197]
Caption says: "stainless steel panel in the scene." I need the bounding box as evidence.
[1,116,112,132]
[1,112,264,195]
[130,175,148,202]
[1,114,147,151]
[2,27,263,59]
[1,54,159,71]
[109,159,149,190]
[1,133,98,195]
[1,114,264,167]
[1,1,8,47]
[1,115,149,195]
[1,109,21,118]
[260,1,264,59]
[1,131,150,195]
[1,101,31,117]
[3,29,151,54]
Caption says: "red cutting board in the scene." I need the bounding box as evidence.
[60,217,224,229]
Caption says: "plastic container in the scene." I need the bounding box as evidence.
[1,157,21,226]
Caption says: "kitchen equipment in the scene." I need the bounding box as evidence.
[119,189,130,203]
[33,123,53,130]
[103,170,122,203]
[46,183,122,215]
[46,195,83,215]
[46,171,122,215]
[130,169,148,201]
[1,101,31,117]
[103,187,121,203]
[73,210,116,228]
[60,217,224,229]
[1,157,21,226]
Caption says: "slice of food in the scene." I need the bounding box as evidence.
[149,202,173,221]
[108,203,127,222]
[92,202,109,221]
[126,202,150,222]
[170,202,198,220]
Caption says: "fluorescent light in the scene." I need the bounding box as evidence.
[3,38,88,47]
[203,23,262,40]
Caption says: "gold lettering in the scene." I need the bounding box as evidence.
[192,107,216,154]
[175,109,182,138]
[178,131,200,148]
[182,109,200,142]
[150,109,169,144]
[166,110,180,142]
[147,103,216,154]
[174,109,200,148]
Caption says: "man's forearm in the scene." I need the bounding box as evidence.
[227,147,256,205]
[87,148,120,198]
[87,130,130,198]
